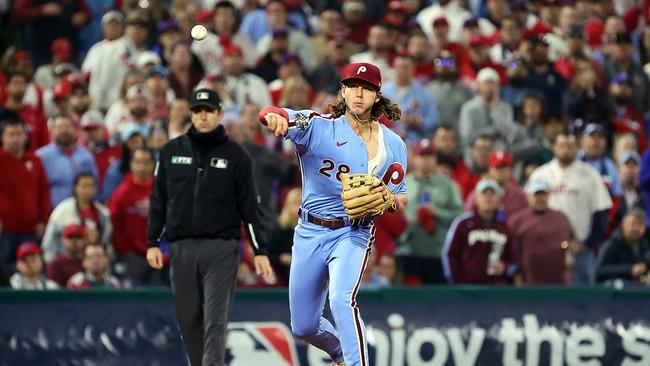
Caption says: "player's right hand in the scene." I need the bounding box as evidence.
[146,247,164,269]
[264,113,289,137]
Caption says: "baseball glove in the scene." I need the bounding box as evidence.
[340,173,395,223]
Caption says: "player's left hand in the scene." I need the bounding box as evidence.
[254,255,275,283]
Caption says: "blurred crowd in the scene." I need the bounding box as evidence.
[1,0,650,290]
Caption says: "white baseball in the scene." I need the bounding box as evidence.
[191,24,208,41]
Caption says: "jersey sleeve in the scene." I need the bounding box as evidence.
[258,107,320,152]
[386,135,408,196]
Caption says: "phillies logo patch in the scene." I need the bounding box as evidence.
[356,66,367,74]
[225,322,299,366]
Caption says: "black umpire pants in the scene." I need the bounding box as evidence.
[170,238,240,366]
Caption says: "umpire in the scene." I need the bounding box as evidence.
[146,88,273,366]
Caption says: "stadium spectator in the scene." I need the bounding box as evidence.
[33,37,73,90]
[417,0,471,43]
[51,79,72,117]
[66,75,91,126]
[523,31,568,117]
[154,19,183,64]
[382,52,438,142]
[501,55,528,112]
[144,65,171,122]
[136,51,162,75]
[0,118,51,269]
[254,29,291,83]
[310,8,351,67]
[311,37,350,96]
[192,1,256,74]
[579,123,623,197]
[10,0,90,65]
[508,180,574,285]
[489,18,522,67]
[430,16,471,76]
[37,114,97,207]
[378,254,400,285]
[618,151,644,217]
[67,243,120,289]
[359,250,390,289]
[110,147,162,286]
[400,138,463,284]
[564,61,613,130]
[459,67,515,153]
[147,121,169,157]
[554,24,603,86]
[45,223,85,285]
[1,71,49,151]
[239,0,309,43]
[104,69,145,137]
[508,92,548,165]
[597,209,650,285]
[255,1,317,73]
[465,35,507,85]
[278,76,313,111]
[350,24,395,82]
[80,110,120,193]
[443,179,516,284]
[609,73,647,152]
[603,32,650,115]
[269,53,315,106]
[102,123,148,202]
[340,0,372,46]
[267,187,301,286]
[83,10,149,111]
[612,133,638,164]
[42,63,78,118]
[10,242,58,290]
[167,42,204,101]
[465,151,528,221]
[222,44,272,109]
[167,98,191,140]
[6,51,43,112]
[405,32,435,84]
[42,172,111,262]
[427,51,473,132]
[529,131,613,284]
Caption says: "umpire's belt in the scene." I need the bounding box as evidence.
[299,209,369,229]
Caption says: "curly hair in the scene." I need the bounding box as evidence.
[328,88,402,122]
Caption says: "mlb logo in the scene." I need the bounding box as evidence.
[211,158,228,169]
[197,91,210,100]
[226,322,299,366]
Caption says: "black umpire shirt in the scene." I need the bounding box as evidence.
[147,124,267,255]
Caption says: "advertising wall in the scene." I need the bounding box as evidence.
[1,287,649,366]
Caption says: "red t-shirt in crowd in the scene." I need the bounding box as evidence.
[17,105,49,151]
[109,174,153,257]
[0,149,51,233]
[47,254,84,287]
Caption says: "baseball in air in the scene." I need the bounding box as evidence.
[191,25,208,41]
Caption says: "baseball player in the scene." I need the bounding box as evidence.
[258,63,408,366]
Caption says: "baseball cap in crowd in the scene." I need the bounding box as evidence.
[196,9,214,24]
[619,151,642,165]
[159,19,180,33]
[476,67,499,84]
[476,179,502,194]
[126,84,149,100]
[81,110,104,130]
[279,53,301,66]
[147,64,169,78]
[341,62,382,91]
[102,10,124,25]
[342,0,366,13]
[387,1,410,15]
[51,37,72,62]
[568,24,586,39]
[413,138,435,155]
[63,223,85,238]
[489,151,513,168]
[583,123,606,136]
[526,179,550,194]
[127,10,148,26]
[190,88,222,111]
[608,32,632,44]
[510,0,527,12]
[16,242,42,261]
[52,81,71,100]
[611,72,630,85]
[463,17,479,29]
[433,16,449,28]
[121,123,149,142]
[468,34,488,47]
[223,44,243,58]
[53,63,78,77]
[137,51,162,69]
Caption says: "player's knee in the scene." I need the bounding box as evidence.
[328,291,354,312]
[291,322,319,339]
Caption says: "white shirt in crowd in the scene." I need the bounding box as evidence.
[82,37,144,110]
[256,29,318,73]
[416,0,471,43]
[225,73,272,109]
[191,32,257,74]
[528,159,612,242]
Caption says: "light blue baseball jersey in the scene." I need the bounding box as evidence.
[282,108,408,218]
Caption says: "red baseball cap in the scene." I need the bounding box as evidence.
[222,44,243,58]
[489,151,513,167]
[51,37,72,62]
[433,16,449,28]
[53,81,72,100]
[468,34,488,47]
[16,241,42,261]
[63,223,85,238]
[413,138,436,155]
[341,62,382,90]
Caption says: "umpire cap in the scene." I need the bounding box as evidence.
[190,88,221,111]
